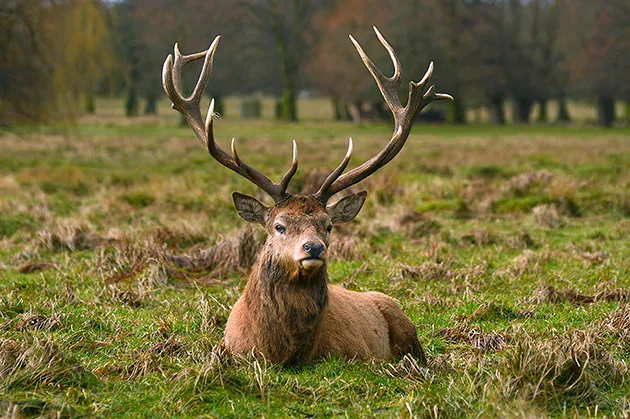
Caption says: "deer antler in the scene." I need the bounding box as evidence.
[314,27,453,203]
[162,36,298,204]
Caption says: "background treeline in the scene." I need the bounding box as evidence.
[1,0,629,126]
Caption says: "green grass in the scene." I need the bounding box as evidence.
[1,117,629,417]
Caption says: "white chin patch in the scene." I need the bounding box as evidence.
[299,259,323,270]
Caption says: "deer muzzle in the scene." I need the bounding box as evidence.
[295,240,326,270]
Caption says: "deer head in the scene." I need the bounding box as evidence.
[162,27,452,276]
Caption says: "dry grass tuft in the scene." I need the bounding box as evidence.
[383,354,432,383]
[17,261,56,273]
[36,223,109,252]
[416,293,450,307]
[502,171,553,196]
[15,312,62,331]
[149,336,185,358]
[177,343,270,398]
[392,210,441,239]
[499,249,550,277]
[577,250,608,267]
[94,241,161,284]
[460,178,496,212]
[149,225,208,249]
[167,226,265,275]
[531,204,564,228]
[179,343,235,391]
[460,229,499,247]
[505,231,536,249]
[399,262,450,281]
[198,295,229,333]
[106,284,144,308]
[502,330,627,404]
[328,235,364,260]
[362,173,404,206]
[398,260,486,283]
[462,302,533,322]
[438,323,509,351]
[118,331,188,379]
[397,260,486,296]
[602,307,630,341]
[527,284,595,305]
[0,337,92,390]
[595,288,630,303]
[0,339,22,378]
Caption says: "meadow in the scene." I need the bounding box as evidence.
[1,100,629,417]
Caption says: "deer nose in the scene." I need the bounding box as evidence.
[303,242,325,258]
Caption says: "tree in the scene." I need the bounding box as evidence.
[569,0,630,127]
[242,0,327,121]
[121,0,252,119]
[0,0,115,124]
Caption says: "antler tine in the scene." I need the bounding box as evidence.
[163,37,296,204]
[348,26,403,112]
[315,27,453,203]
[279,140,299,194]
[228,137,296,202]
[315,138,353,200]
[162,36,220,144]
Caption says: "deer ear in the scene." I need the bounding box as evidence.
[327,191,367,223]
[232,192,269,224]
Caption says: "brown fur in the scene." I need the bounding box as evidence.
[223,195,425,365]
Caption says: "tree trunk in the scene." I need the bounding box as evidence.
[513,98,533,124]
[85,90,95,114]
[241,98,261,119]
[279,78,297,121]
[144,94,157,115]
[125,86,138,117]
[447,94,466,124]
[348,101,362,125]
[213,95,225,117]
[597,96,615,128]
[275,100,282,120]
[487,96,506,125]
[271,3,298,122]
[332,98,342,121]
[372,100,390,121]
[536,100,548,123]
[344,103,352,121]
[556,98,571,122]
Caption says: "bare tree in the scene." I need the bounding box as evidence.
[568,0,630,126]
[242,0,327,121]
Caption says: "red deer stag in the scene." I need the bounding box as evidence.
[162,27,452,366]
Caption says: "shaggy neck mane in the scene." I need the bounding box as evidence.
[243,242,328,365]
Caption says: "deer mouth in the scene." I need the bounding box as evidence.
[298,257,324,270]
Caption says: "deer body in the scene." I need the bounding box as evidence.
[226,284,423,364]
[162,27,451,366]
[223,197,423,365]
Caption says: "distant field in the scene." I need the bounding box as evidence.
[1,117,629,417]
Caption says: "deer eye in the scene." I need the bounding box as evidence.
[326,225,333,233]
[274,224,286,235]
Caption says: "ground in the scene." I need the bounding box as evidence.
[1,105,629,417]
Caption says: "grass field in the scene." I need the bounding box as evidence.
[1,111,629,417]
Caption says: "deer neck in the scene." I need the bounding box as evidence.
[242,246,328,364]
